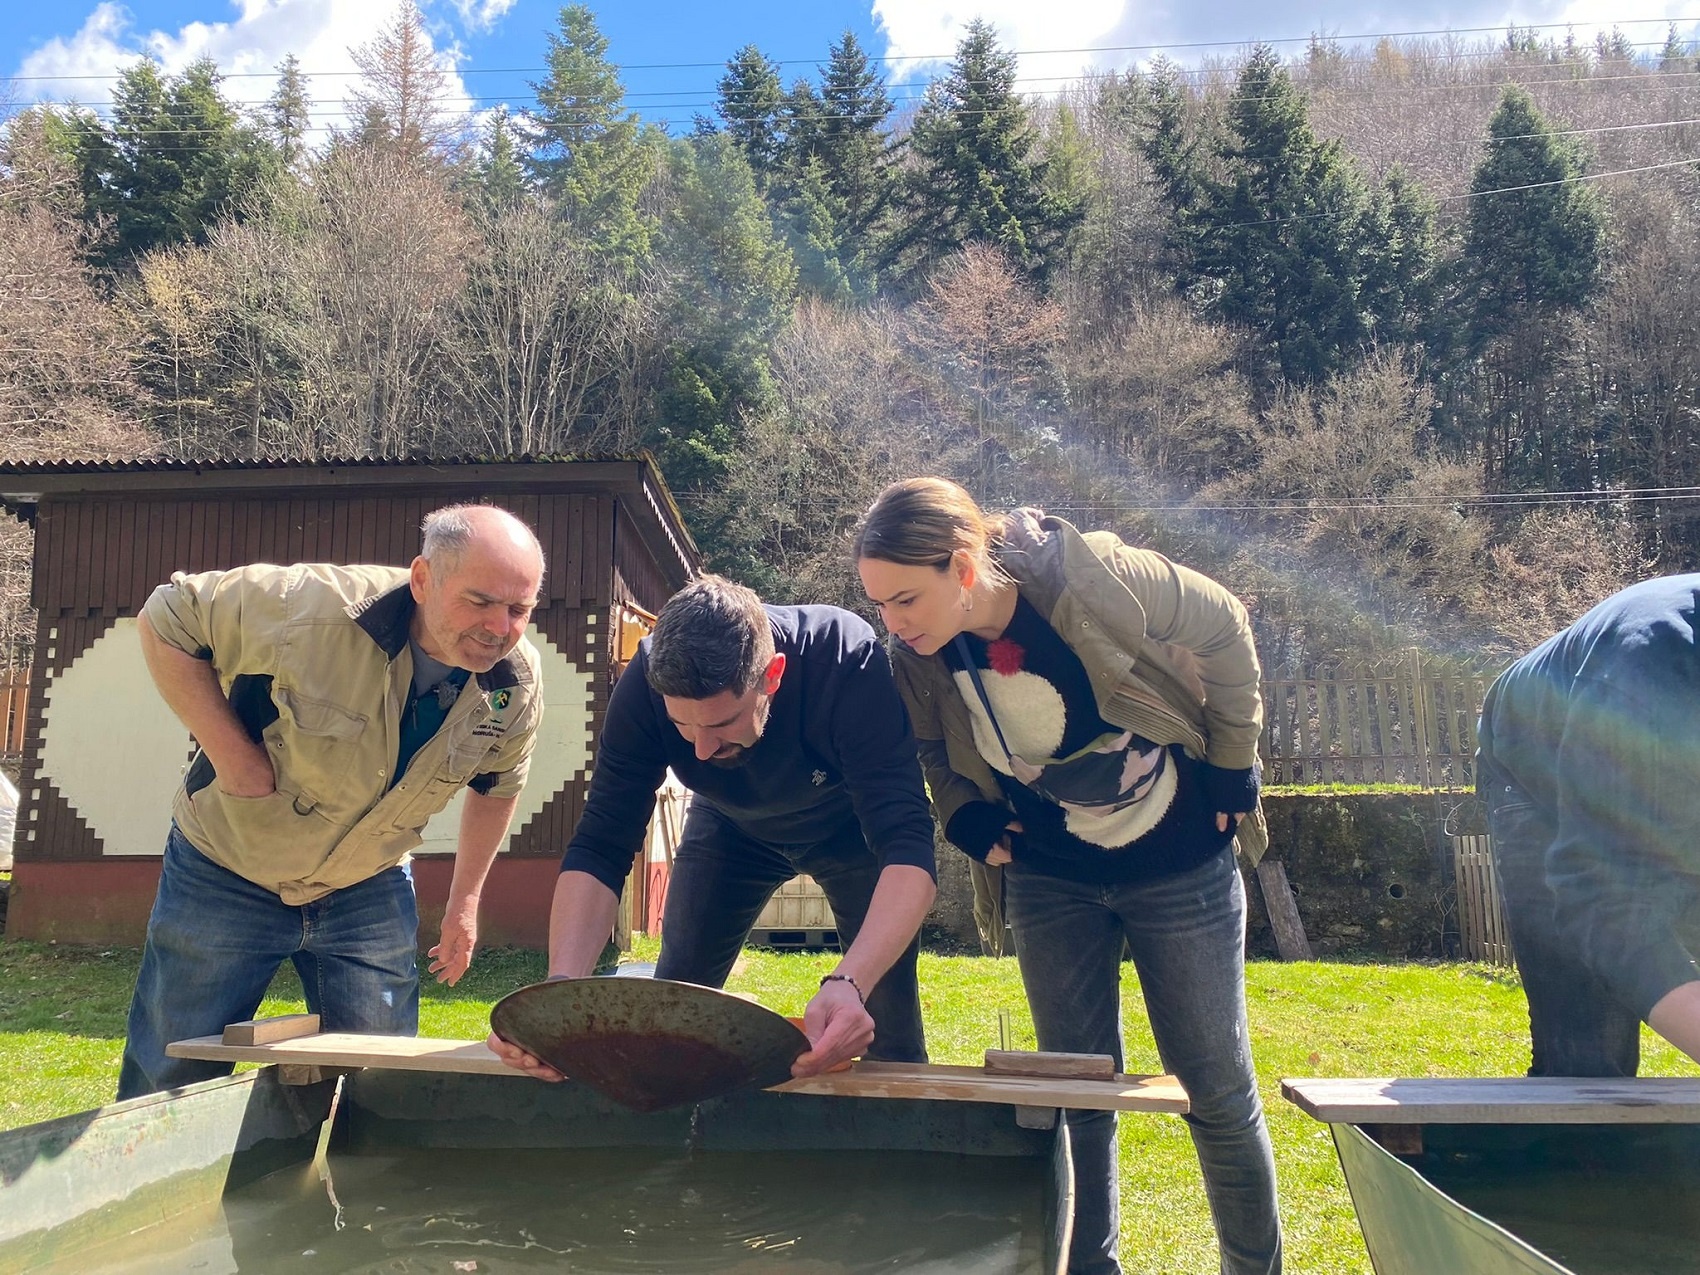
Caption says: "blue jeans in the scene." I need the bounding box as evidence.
[116,825,420,1100]
[654,803,927,1063]
[1005,848,1282,1275]
[1480,756,1643,1077]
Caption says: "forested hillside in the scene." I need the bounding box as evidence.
[4,5,1697,668]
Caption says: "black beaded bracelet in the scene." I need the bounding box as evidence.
[819,972,865,1005]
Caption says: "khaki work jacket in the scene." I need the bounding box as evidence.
[144,563,542,904]
[890,511,1269,869]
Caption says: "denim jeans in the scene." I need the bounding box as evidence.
[116,824,420,1100]
[653,802,927,1063]
[1480,755,1644,1077]
[1005,848,1282,1275]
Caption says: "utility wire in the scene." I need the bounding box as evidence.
[5,15,1699,82]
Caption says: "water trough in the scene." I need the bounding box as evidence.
[1,1029,1188,1274]
[1284,1075,1700,1275]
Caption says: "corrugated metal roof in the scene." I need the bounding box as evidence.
[0,452,643,474]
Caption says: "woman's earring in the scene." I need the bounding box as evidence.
[960,587,974,613]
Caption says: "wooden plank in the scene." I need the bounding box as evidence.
[776,1060,1189,1113]
[112,502,136,612]
[1282,1076,1700,1125]
[214,499,235,569]
[984,1050,1116,1080]
[1375,678,1399,782]
[1255,859,1313,960]
[165,1034,1190,1113]
[222,1013,322,1046]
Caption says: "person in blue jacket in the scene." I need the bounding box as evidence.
[1478,574,1700,1075]
[492,574,936,1079]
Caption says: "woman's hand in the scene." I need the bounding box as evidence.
[985,819,1024,866]
[1216,811,1248,833]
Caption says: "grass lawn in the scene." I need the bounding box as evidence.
[2,937,1695,1273]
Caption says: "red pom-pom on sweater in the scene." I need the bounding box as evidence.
[987,638,1025,676]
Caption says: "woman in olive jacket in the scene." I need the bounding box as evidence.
[855,477,1281,1275]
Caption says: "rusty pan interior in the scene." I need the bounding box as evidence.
[490,977,809,1112]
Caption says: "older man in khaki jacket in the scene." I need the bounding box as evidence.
[117,504,545,1099]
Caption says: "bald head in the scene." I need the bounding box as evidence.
[421,504,544,577]
[409,504,546,672]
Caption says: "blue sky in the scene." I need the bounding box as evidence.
[3,0,1696,139]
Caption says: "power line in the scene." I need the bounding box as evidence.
[26,58,1700,133]
[5,15,1699,83]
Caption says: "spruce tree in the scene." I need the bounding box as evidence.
[1462,85,1604,349]
[716,45,785,187]
[525,3,659,273]
[473,107,528,211]
[263,55,311,171]
[894,20,1079,283]
[815,31,894,244]
[70,57,277,267]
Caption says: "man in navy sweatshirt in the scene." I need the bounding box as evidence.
[1478,574,1700,1075]
[492,575,937,1079]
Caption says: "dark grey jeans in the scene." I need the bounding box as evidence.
[1005,847,1282,1275]
[652,802,927,1064]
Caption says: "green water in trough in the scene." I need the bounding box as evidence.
[42,1145,1046,1274]
[1425,1162,1700,1275]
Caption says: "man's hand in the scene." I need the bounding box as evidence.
[791,976,875,1077]
[427,897,479,985]
[486,1031,566,1081]
[213,742,277,799]
[1216,811,1248,833]
[985,818,1023,867]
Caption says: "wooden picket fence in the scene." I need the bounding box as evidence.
[1259,649,1496,788]
[1451,833,1514,965]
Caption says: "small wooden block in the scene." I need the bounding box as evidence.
[1014,1105,1059,1129]
[985,1050,1116,1080]
[222,1013,321,1046]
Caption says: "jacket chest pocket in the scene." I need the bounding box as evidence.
[272,687,369,797]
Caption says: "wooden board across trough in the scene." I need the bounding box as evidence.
[1283,1076,1700,1125]
[166,1031,1189,1114]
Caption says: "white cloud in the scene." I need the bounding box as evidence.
[450,0,517,35]
[870,1,1700,91]
[872,0,1125,86]
[11,0,483,139]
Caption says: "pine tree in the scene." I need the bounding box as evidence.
[894,20,1079,283]
[1454,86,1607,491]
[525,3,659,273]
[69,57,278,267]
[815,30,894,244]
[652,133,797,496]
[344,0,457,165]
[1462,85,1605,349]
[473,107,527,210]
[1192,46,1374,385]
[263,55,311,171]
[1659,25,1691,72]
[716,45,785,186]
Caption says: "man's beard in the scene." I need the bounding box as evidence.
[705,693,771,768]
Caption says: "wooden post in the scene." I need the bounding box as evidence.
[1255,860,1313,961]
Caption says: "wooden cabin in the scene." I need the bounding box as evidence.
[0,456,698,948]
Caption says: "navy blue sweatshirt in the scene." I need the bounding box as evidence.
[560,605,937,894]
[1480,574,1700,1018]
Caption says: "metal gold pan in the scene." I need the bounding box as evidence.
[490,977,810,1112]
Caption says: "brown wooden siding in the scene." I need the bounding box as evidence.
[19,489,629,863]
[612,502,675,615]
